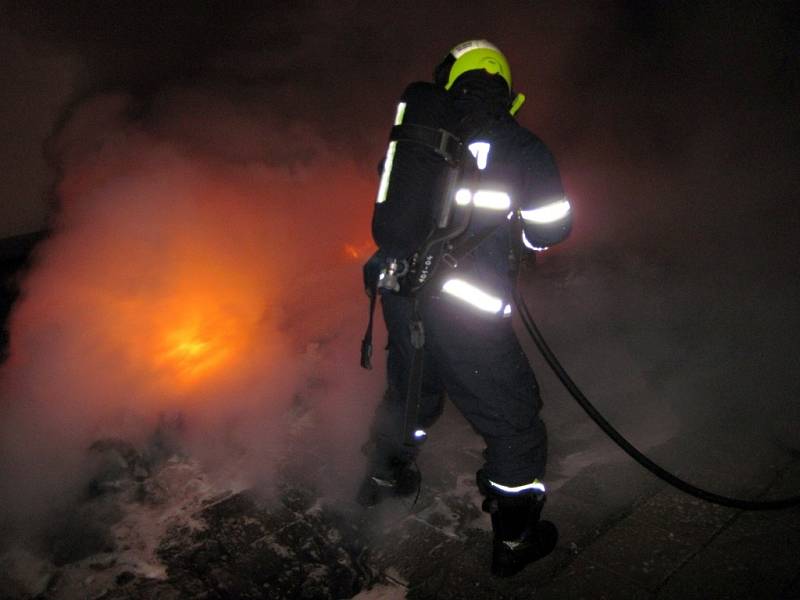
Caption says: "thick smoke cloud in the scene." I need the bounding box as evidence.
[0,82,382,543]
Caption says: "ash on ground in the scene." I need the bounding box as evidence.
[0,423,492,600]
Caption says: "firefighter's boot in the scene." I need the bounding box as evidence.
[483,492,558,577]
[356,457,420,507]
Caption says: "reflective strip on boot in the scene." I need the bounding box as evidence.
[488,478,546,495]
[370,476,396,488]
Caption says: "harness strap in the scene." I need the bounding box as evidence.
[390,123,463,165]
[444,223,502,267]
[426,217,505,284]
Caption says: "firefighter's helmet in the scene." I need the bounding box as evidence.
[434,39,512,91]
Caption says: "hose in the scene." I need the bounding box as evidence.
[512,284,800,510]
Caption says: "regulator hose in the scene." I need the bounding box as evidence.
[513,284,800,510]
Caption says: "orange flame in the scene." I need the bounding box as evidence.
[5,149,379,418]
[343,239,376,261]
[156,320,234,384]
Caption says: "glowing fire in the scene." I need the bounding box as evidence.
[157,325,232,383]
[343,239,376,260]
[141,285,263,391]
[2,145,380,421]
[81,238,279,397]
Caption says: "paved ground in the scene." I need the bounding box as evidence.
[357,402,800,600]
[4,396,794,600]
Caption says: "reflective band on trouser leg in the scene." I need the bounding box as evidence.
[489,479,546,495]
[520,198,571,224]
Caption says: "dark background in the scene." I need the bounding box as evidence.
[2,1,797,236]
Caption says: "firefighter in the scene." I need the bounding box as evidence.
[358,40,572,577]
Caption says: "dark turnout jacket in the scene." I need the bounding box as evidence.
[439,106,572,310]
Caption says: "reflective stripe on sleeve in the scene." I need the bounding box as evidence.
[521,198,571,224]
[522,231,548,252]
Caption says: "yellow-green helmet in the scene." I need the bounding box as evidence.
[438,39,512,91]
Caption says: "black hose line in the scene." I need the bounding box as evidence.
[513,285,800,510]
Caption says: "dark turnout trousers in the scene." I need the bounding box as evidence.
[367,289,547,488]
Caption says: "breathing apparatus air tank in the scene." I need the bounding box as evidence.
[371,82,464,279]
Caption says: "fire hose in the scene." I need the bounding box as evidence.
[512,281,800,510]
